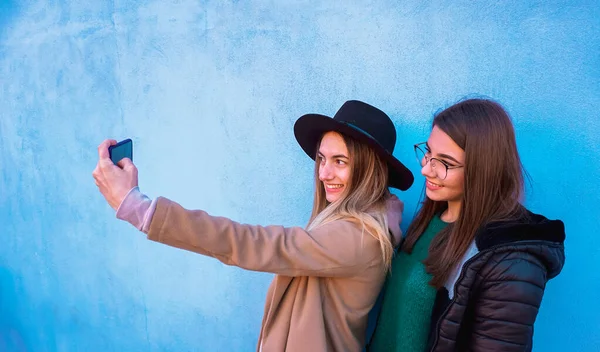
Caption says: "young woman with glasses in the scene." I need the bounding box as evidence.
[367,98,566,351]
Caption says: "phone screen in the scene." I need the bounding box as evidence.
[109,139,133,165]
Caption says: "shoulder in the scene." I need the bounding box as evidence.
[312,218,380,245]
[477,247,549,284]
[311,218,384,257]
[313,217,377,238]
[473,207,566,280]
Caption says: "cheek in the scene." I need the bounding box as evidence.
[445,173,465,196]
[340,168,351,184]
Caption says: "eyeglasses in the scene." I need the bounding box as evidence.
[414,142,464,180]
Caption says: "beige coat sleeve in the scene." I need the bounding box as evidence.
[146,197,383,277]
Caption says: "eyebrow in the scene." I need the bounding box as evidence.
[318,151,349,159]
[425,142,461,164]
[437,153,460,164]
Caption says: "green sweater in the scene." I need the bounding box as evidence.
[368,215,448,352]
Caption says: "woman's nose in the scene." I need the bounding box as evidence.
[421,160,435,178]
[319,163,333,181]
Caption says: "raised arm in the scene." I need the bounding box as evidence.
[94,139,383,277]
[142,196,382,277]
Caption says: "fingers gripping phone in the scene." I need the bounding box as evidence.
[108,138,133,165]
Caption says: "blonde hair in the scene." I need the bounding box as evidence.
[306,132,394,270]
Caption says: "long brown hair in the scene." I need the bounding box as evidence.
[402,98,526,288]
[306,132,394,270]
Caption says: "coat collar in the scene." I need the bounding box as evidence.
[475,208,566,251]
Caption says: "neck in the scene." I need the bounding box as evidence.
[442,200,461,223]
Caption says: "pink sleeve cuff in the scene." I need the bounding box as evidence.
[115,186,157,233]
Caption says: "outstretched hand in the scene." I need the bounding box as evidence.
[92,139,139,210]
[386,194,404,247]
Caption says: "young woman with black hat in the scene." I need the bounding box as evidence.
[367,98,566,352]
[92,100,414,352]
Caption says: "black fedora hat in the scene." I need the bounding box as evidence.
[294,100,414,191]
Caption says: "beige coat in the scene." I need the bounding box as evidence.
[146,197,387,352]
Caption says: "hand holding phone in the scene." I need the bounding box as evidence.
[94,138,139,210]
[108,138,133,166]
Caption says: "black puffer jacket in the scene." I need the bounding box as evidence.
[426,209,566,351]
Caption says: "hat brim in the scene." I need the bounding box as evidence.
[294,113,414,191]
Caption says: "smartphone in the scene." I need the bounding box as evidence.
[108,138,133,165]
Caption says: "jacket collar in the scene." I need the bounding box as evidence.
[475,208,566,251]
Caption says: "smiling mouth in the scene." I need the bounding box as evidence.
[427,180,443,187]
[325,184,343,190]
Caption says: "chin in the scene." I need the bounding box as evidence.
[326,195,339,203]
[426,189,462,204]
[425,189,447,202]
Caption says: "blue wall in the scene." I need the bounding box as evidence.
[1,1,598,351]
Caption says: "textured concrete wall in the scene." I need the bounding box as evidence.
[1,1,598,351]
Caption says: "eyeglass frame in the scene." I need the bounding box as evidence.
[413,142,464,180]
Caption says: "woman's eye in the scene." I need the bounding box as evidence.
[336,159,346,165]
